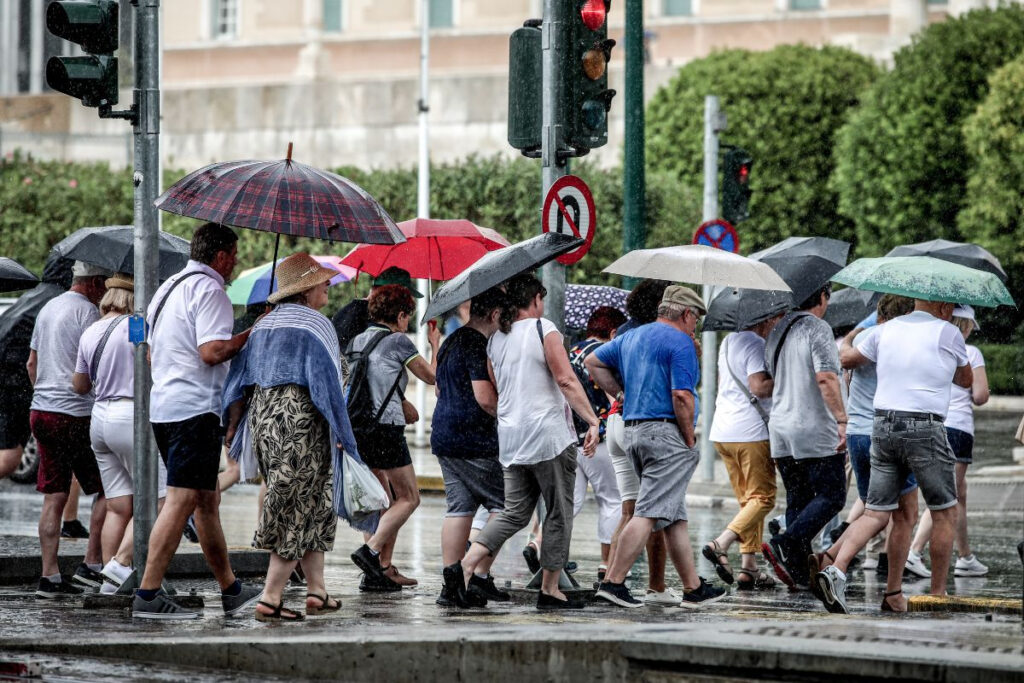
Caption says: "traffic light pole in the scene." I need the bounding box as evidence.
[540,0,567,331]
[700,95,723,482]
[131,0,161,571]
[621,0,645,290]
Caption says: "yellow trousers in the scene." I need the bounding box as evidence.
[714,440,777,554]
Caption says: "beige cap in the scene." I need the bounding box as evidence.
[661,285,706,315]
[267,253,338,304]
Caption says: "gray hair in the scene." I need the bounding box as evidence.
[657,301,688,321]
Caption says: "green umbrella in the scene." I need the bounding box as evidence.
[831,256,1015,308]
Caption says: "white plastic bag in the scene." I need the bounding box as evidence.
[342,451,390,518]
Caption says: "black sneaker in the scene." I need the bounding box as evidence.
[597,566,607,583]
[469,573,510,602]
[680,577,727,608]
[876,552,889,578]
[182,516,199,543]
[358,573,402,593]
[351,544,386,581]
[595,581,643,608]
[36,576,84,598]
[761,538,796,588]
[60,519,89,539]
[70,563,103,589]
[522,543,541,574]
[537,592,586,610]
[438,563,486,608]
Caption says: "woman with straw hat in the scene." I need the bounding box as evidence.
[223,252,363,622]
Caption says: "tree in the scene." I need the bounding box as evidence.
[645,45,879,253]
[832,5,1024,256]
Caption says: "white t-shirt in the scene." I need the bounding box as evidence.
[487,317,575,468]
[856,311,968,419]
[148,261,234,423]
[30,291,99,416]
[944,344,984,434]
[709,331,771,443]
[76,315,134,402]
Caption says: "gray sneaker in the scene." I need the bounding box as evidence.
[132,589,199,620]
[222,582,263,617]
[815,566,849,614]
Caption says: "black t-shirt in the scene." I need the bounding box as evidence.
[332,298,369,351]
[430,326,498,459]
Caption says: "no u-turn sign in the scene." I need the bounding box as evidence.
[542,175,595,265]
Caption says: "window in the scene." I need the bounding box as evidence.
[790,0,822,9]
[429,0,453,29]
[323,0,343,32]
[663,0,692,16]
[211,0,238,39]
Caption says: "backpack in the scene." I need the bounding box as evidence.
[344,328,404,433]
[568,338,609,440]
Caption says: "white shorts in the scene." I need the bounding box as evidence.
[91,399,167,500]
[606,413,640,501]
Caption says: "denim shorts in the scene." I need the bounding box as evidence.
[945,427,974,464]
[866,414,956,512]
[436,455,505,517]
[848,433,916,502]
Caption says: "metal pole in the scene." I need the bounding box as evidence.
[414,0,430,447]
[622,0,645,290]
[700,95,721,482]
[540,0,567,331]
[132,0,161,570]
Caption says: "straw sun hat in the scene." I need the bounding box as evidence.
[105,273,134,291]
[267,253,338,304]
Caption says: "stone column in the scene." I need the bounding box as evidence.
[296,0,330,80]
[890,0,927,39]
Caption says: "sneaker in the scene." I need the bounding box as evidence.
[595,581,643,608]
[597,565,607,583]
[522,542,541,574]
[351,544,387,581]
[875,552,889,578]
[60,519,89,539]
[905,550,932,578]
[954,554,988,577]
[100,580,118,595]
[761,538,796,588]
[861,556,879,570]
[70,563,103,589]
[101,560,132,588]
[815,566,849,614]
[182,516,199,543]
[564,561,578,575]
[469,574,510,602]
[437,562,485,608]
[222,582,263,617]
[359,573,402,593]
[132,589,199,620]
[679,577,727,608]
[644,588,681,605]
[537,592,586,610]
[36,576,84,598]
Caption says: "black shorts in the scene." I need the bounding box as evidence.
[153,413,224,491]
[946,427,974,464]
[0,389,32,450]
[356,423,412,471]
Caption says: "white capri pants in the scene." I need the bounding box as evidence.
[606,413,640,501]
[573,441,623,544]
[90,399,167,500]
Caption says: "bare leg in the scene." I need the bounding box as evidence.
[882,490,919,611]
[832,509,891,574]
[217,456,240,492]
[39,492,69,577]
[100,495,132,564]
[441,516,474,566]
[0,446,22,480]
[663,521,699,591]
[605,516,656,584]
[647,530,667,592]
[911,508,933,555]
[114,498,162,567]
[366,465,420,557]
[139,486,198,590]
[193,488,237,590]
[953,462,971,557]
[84,494,106,566]
[256,552,297,616]
[844,497,865,525]
[928,506,957,595]
[63,478,81,523]
[712,528,740,553]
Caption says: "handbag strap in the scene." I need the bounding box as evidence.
[723,334,769,427]
[90,314,130,380]
[359,328,405,424]
[150,271,205,333]
[768,312,811,379]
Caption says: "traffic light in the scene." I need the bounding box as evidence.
[507,19,543,157]
[722,147,753,224]
[45,0,120,109]
[564,0,616,154]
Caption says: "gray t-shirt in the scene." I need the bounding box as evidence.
[350,324,419,426]
[766,314,841,460]
[29,291,99,416]
[846,329,877,436]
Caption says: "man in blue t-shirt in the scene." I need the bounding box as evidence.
[586,285,726,609]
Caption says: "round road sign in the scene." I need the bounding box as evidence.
[693,219,739,254]
[542,175,595,266]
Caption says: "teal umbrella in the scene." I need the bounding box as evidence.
[831,256,1015,308]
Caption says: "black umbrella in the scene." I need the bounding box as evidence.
[823,287,880,331]
[51,225,191,280]
[886,239,1008,283]
[0,258,40,293]
[703,286,792,332]
[422,232,583,322]
[749,236,850,307]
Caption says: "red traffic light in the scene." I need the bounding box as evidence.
[738,164,750,183]
[580,0,607,31]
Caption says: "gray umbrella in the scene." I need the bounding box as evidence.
[422,232,583,322]
[51,225,191,280]
[749,236,850,307]
[0,258,40,293]
[703,286,791,332]
[824,287,880,331]
[886,239,1008,283]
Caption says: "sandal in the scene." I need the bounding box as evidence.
[254,600,304,622]
[736,568,776,591]
[807,548,837,581]
[306,592,341,616]
[701,541,734,585]
[880,589,905,613]
[523,541,541,575]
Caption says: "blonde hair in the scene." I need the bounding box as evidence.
[951,316,974,338]
[100,285,134,315]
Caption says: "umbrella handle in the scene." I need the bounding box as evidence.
[267,233,281,303]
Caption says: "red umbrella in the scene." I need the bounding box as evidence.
[340,218,511,280]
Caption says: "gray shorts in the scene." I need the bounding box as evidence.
[625,421,700,531]
[436,455,505,517]
[867,414,957,512]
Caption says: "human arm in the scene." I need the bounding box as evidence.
[198,329,252,366]
[26,350,37,385]
[839,329,870,369]
[971,366,989,406]
[543,331,599,456]
[224,397,246,449]
[471,380,498,417]
[584,352,623,399]
[71,372,92,395]
[952,363,973,389]
[672,389,696,448]
[816,371,848,452]
[747,371,773,399]
[407,322,441,385]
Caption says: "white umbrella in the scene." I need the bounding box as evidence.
[603,245,791,292]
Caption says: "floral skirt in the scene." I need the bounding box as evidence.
[249,383,336,560]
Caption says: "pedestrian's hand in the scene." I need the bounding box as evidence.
[427,319,441,348]
[836,422,847,454]
[582,425,600,457]
[224,424,236,449]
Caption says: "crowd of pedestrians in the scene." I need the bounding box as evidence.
[1,223,1008,620]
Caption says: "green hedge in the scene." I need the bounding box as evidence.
[975,343,1024,396]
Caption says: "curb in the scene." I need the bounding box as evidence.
[908,595,1023,616]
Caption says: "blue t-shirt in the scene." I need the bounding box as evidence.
[594,322,700,422]
[430,326,498,459]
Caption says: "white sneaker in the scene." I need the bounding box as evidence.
[100,580,118,595]
[644,588,681,605]
[954,554,988,577]
[101,559,132,587]
[861,556,879,570]
[904,551,931,578]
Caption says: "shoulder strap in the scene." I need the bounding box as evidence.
[723,334,770,427]
[769,312,810,379]
[150,271,205,333]
[351,328,404,424]
[90,314,130,379]
[536,318,545,346]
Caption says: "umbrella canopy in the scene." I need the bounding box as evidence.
[887,239,1008,283]
[341,218,510,280]
[422,232,583,322]
[154,151,405,245]
[831,256,1015,308]
[602,245,791,292]
[748,236,850,306]
[823,287,880,331]
[51,225,191,281]
[227,255,357,305]
[0,258,39,293]
[564,284,629,329]
[703,286,791,332]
